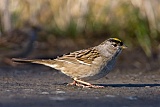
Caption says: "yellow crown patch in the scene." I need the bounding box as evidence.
[112,38,121,42]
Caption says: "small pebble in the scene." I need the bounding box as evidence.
[6,90,10,92]
[145,86,151,88]
[24,89,34,91]
[55,90,65,94]
[105,95,116,98]
[41,92,49,95]
[49,97,66,101]
[126,96,138,100]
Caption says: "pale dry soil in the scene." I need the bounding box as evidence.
[0,64,159,107]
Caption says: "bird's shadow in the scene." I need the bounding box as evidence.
[60,83,160,87]
[97,83,160,87]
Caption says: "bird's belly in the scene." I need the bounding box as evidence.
[81,59,116,81]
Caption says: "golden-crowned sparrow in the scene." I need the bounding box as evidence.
[12,38,127,88]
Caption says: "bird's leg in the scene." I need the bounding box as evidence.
[73,78,104,88]
[67,80,87,87]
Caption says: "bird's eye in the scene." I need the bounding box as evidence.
[112,44,117,47]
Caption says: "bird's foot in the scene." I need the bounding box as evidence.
[68,79,104,88]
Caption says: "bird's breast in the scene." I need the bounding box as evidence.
[82,57,116,81]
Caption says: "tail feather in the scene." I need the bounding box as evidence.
[12,58,58,68]
[12,58,35,63]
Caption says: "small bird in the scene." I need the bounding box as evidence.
[12,38,127,88]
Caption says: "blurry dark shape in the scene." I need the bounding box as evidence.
[0,25,40,66]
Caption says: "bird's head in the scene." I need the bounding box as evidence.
[97,38,127,57]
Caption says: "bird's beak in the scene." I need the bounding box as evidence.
[121,45,127,49]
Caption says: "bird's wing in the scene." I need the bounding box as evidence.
[56,48,100,65]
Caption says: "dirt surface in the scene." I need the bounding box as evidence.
[0,64,159,107]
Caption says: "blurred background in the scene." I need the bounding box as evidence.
[0,0,159,71]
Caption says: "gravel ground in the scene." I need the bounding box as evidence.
[0,64,160,107]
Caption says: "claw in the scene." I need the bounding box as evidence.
[68,79,104,88]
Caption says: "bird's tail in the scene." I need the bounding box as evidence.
[12,58,56,68]
[12,58,35,63]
